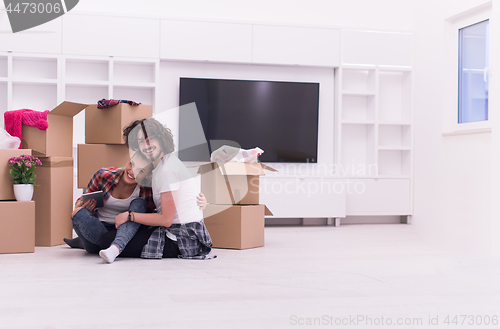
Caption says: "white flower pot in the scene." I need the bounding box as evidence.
[13,184,34,202]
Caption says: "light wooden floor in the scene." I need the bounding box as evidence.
[1,224,499,329]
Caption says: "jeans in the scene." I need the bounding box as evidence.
[72,198,146,254]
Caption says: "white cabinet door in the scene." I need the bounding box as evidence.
[161,20,252,62]
[253,25,340,67]
[342,30,413,66]
[62,14,160,58]
[0,11,62,54]
[346,178,411,215]
[260,177,346,218]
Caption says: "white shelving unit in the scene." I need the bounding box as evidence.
[0,53,159,147]
[339,65,413,217]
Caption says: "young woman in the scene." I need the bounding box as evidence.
[69,152,206,262]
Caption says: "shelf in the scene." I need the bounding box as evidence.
[114,61,155,84]
[65,81,110,87]
[341,120,376,125]
[378,70,411,122]
[342,67,376,94]
[341,123,377,176]
[378,125,411,148]
[341,94,376,121]
[12,57,57,80]
[379,121,411,126]
[113,82,156,88]
[12,78,58,85]
[65,59,109,83]
[113,86,154,107]
[12,83,57,111]
[65,85,109,104]
[378,146,411,151]
[378,149,411,176]
[0,56,7,78]
[342,90,376,96]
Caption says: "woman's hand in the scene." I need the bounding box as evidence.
[115,212,129,228]
[71,200,97,218]
[197,192,207,210]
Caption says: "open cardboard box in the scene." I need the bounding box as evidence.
[22,101,152,157]
[77,144,130,188]
[197,162,277,205]
[22,102,88,157]
[203,204,272,249]
[0,149,32,200]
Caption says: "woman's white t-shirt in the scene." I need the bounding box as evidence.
[152,154,202,225]
[97,184,140,224]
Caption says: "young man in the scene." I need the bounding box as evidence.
[121,118,214,259]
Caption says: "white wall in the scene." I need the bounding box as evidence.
[412,0,494,254]
[490,0,500,255]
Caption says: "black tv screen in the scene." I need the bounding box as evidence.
[179,77,319,163]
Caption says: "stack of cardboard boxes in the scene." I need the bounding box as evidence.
[0,149,35,254]
[201,162,276,249]
[18,101,151,247]
[21,102,82,247]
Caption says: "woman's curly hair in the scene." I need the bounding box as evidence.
[123,118,175,155]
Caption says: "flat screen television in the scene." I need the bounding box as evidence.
[178,77,319,163]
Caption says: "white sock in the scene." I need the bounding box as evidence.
[99,245,120,263]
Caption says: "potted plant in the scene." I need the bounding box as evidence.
[8,154,42,202]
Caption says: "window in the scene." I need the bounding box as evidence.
[458,19,489,123]
[444,3,491,134]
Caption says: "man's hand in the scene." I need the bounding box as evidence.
[115,212,129,228]
[197,192,207,210]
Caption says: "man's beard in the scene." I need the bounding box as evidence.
[144,148,162,163]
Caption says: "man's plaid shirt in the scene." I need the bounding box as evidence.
[78,167,155,213]
[141,220,215,260]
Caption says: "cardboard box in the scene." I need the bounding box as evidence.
[197,162,277,205]
[77,144,130,188]
[33,156,73,246]
[0,201,35,254]
[0,149,32,200]
[22,101,88,157]
[85,103,153,144]
[203,204,272,249]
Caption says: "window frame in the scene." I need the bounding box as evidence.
[444,5,491,135]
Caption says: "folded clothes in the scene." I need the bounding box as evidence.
[97,99,141,109]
